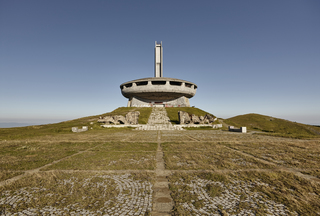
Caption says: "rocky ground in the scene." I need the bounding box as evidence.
[0,109,320,215]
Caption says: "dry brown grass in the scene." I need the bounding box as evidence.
[0,171,154,214]
[222,140,320,169]
[1,127,320,214]
[0,141,99,171]
[169,171,320,215]
[43,151,157,171]
[162,142,274,170]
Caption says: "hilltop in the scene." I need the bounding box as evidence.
[1,108,319,140]
[0,107,214,140]
[224,113,320,139]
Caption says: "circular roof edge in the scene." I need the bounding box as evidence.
[120,77,197,87]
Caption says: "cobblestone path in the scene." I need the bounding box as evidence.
[152,131,173,216]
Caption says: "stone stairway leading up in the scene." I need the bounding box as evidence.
[135,107,183,131]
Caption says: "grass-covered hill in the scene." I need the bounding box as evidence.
[0,107,152,140]
[224,113,320,139]
[0,107,216,140]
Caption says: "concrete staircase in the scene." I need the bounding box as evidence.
[135,107,183,131]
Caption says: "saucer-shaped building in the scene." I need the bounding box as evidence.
[120,42,197,107]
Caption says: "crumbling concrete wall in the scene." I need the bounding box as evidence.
[98,111,140,125]
[228,126,247,133]
[72,126,88,133]
[178,111,217,125]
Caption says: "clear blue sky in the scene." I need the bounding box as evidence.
[1,0,320,125]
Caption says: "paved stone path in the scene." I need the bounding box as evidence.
[136,107,183,131]
[152,131,173,216]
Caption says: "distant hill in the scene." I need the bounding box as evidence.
[0,107,153,140]
[224,113,320,138]
[0,122,38,128]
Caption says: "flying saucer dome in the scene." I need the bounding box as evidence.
[120,41,197,107]
[120,77,197,101]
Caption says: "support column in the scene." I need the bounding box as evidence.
[154,41,163,77]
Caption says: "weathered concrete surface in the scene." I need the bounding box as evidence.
[71,126,88,132]
[178,111,191,124]
[178,111,217,125]
[120,42,197,107]
[129,96,190,107]
[121,77,197,102]
[229,126,247,133]
[98,111,140,125]
[125,111,140,124]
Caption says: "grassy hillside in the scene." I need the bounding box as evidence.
[0,107,152,140]
[99,107,152,124]
[166,107,215,124]
[224,113,320,139]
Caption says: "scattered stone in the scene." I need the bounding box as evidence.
[0,174,153,215]
[71,126,88,133]
[98,111,140,125]
[126,111,140,125]
[136,107,182,130]
[178,111,216,125]
[178,111,191,124]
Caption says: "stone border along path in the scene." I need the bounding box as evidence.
[152,131,173,216]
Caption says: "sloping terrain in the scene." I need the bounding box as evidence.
[1,109,320,215]
[224,113,320,138]
[0,107,152,140]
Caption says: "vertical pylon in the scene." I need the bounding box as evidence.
[154,41,163,77]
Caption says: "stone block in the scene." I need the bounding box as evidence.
[178,111,191,124]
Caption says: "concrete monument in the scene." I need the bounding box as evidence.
[120,42,197,107]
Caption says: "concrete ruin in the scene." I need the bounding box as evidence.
[120,42,197,107]
[72,126,88,133]
[177,111,222,129]
[228,126,247,133]
[178,111,217,125]
[98,111,140,125]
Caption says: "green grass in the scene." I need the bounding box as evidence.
[42,142,157,171]
[0,141,99,171]
[99,107,152,124]
[0,107,152,141]
[224,113,320,138]
[222,140,320,169]
[96,142,158,152]
[162,142,274,170]
[0,171,23,182]
[43,151,156,170]
[165,107,215,124]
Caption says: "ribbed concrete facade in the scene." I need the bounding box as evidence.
[120,42,197,107]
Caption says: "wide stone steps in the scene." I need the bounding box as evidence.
[136,107,183,131]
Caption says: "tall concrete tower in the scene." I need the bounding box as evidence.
[154,41,163,77]
[120,42,197,107]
